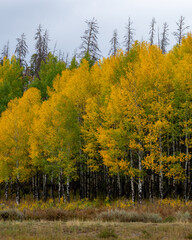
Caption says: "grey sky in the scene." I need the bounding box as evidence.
[0,0,191,62]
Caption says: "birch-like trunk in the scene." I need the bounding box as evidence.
[105,166,111,199]
[94,172,98,199]
[159,133,163,200]
[66,175,70,203]
[149,127,154,202]
[16,170,20,205]
[184,131,189,202]
[58,172,61,202]
[187,159,191,200]
[172,133,176,199]
[32,176,35,200]
[43,174,47,201]
[80,162,84,199]
[130,150,135,205]
[35,173,40,201]
[5,180,8,201]
[50,173,54,201]
[117,172,121,198]
[149,172,154,202]
[138,148,142,204]
[61,177,66,203]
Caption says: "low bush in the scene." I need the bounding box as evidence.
[23,208,98,221]
[97,209,162,223]
[163,215,176,223]
[175,211,190,222]
[142,212,163,223]
[186,232,192,239]
[97,227,117,239]
[0,209,24,221]
[98,209,139,222]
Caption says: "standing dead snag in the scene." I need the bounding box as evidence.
[173,16,189,44]
[149,18,156,45]
[109,29,120,56]
[161,22,169,54]
[79,17,101,62]
[124,17,134,52]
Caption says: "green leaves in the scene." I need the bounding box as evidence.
[0,56,23,114]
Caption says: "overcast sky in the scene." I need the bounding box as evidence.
[0,0,191,62]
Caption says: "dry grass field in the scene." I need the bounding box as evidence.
[0,199,192,239]
[0,220,192,240]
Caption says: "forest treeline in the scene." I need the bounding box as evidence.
[0,17,192,204]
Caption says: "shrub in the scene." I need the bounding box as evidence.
[0,203,6,210]
[163,215,176,223]
[0,209,24,221]
[142,230,151,238]
[24,209,71,221]
[186,232,192,239]
[97,209,162,223]
[142,212,162,223]
[98,209,141,222]
[97,227,117,239]
[175,211,190,222]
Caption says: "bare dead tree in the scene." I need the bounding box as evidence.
[109,29,120,56]
[52,42,57,56]
[65,52,69,67]
[157,27,160,49]
[32,25,49,76]
[42,29,49,61]
[15,33,28,67]
[149,18,156,45]
[161,22,169,54]
[34,25,43,75]
[123,17,134,52]
[173,16,190,44]
[79,17,101,62]
[1,40,9,60]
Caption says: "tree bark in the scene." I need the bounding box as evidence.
[50,173,54,201]
[138,148,142,204]
[159,132,163,200]
[184,111,189,202]
[66,175,70,203]
[172,134,176,199]
[16,177,20,205]
[117,172,121,198]
[130,149,135,205]
[35,172,40,201]
[43,174,47,201]
[5,180,8,201]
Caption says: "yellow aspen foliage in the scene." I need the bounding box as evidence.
[0,88,41,183]
[29,90,80,180]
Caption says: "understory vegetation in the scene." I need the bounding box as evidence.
[0,198,191,223]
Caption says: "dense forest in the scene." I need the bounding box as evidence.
[0,17,192,205]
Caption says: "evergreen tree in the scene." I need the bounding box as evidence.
[69,55,79,70]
